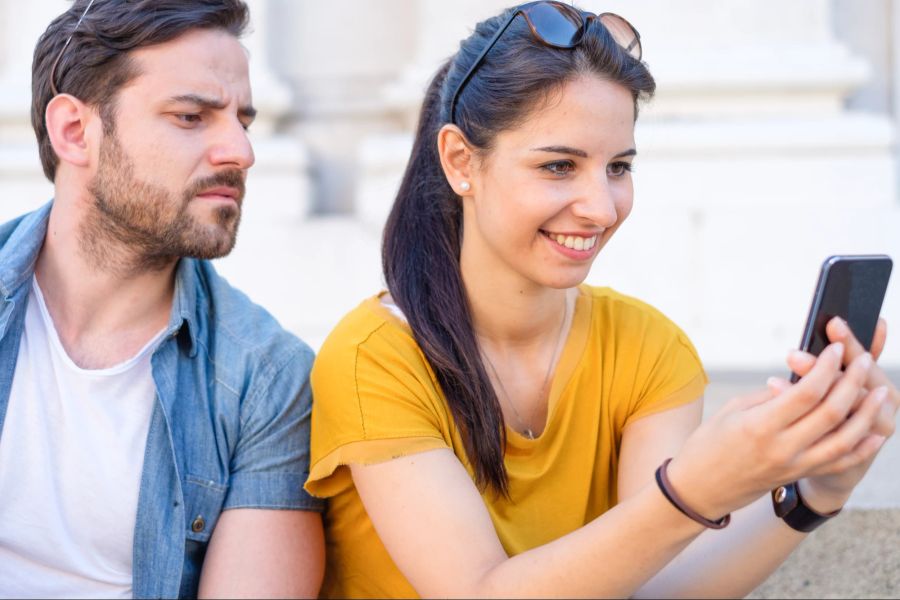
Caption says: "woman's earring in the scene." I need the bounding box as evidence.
[459,181,471,192]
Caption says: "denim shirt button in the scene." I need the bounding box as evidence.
[191,516,205,533]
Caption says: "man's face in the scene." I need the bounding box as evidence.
[86,28,255,264]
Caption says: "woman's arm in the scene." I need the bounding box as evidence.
[630,319,897,599]
[350,338,883,598]
[351,448,706,599]
[621,403,811,599]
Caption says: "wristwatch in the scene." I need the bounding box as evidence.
[772,481,842,532]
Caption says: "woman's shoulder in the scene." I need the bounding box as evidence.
[313,293,430,379]
[580,284,682,332]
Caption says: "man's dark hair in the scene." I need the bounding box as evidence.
[31,0,250,181]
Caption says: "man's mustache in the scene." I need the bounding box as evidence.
[185,170,246,204]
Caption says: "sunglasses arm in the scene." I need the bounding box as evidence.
[449,9,523,124]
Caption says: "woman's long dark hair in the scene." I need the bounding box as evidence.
[382,5,656,495]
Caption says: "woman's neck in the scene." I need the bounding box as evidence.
[461,245,571,350]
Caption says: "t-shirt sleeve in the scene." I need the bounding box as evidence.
[305,321,451,498]
[621,306,708,426]
[223,340,325,512]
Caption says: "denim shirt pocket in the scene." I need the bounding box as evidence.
[183,475,228,543]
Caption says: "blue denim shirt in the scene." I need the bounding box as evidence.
[0,203,324,598]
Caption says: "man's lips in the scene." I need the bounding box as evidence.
[196,186,241,202]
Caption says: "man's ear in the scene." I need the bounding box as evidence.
[437,124,477,197]
[45,94,94,170]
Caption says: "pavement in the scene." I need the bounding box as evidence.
[706,374,900,599]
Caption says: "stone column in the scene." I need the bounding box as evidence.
[357,0,508,230]
[266,0,417,213]
[0,0,66,219]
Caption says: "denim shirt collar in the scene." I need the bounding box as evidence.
[169,258,200,358]
[0,200,200,356]
[0,202,51,301]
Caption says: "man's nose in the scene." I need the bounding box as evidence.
[208,119,255,170]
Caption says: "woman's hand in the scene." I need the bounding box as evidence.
[665,330,888,522]
[768,318,898,512]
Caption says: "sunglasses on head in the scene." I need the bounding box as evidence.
[49,0,96,96]
[449,1,642,125]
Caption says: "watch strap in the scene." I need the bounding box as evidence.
[772,481,841,533]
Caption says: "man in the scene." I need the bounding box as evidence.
[0,1,324,597]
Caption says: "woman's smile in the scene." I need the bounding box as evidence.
[540,229,601,260]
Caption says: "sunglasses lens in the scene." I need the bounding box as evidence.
[524,2,583,47]
[599,13,642,60]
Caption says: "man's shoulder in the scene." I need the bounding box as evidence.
[0,204,53,294]
[187,259,314,377]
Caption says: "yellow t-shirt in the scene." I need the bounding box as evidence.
[305,285,707,598]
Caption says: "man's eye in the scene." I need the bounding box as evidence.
[176,114,202,125]
[541,160,575,176]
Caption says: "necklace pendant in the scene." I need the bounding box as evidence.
[524,428,535,440]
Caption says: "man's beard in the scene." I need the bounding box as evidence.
[82,130,245,274]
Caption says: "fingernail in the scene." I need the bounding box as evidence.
[873,385,889,403]
[830,342,845,358]
[878,394,893,422]
[766,376,784,392]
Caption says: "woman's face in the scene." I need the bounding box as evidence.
[462,75,636,290]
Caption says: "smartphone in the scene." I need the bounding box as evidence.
[791,254,893,382]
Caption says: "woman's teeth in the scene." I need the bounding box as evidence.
[550,233,598,251]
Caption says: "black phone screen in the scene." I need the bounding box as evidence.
[799,255,893,358]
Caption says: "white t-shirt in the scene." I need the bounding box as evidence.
[0,278,164,599]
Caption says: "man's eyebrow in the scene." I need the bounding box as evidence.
[167,94,257,120]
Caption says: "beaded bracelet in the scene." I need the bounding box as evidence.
[655,458,731,529]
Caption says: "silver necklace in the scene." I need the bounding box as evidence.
[480,297,570,440]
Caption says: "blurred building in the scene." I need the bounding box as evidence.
[1,0,899,371]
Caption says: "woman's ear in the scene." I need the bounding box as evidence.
[437,124,476,196]
[45,94,94,171]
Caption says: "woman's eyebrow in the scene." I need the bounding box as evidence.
[530,146,638,158]
[531,145,588,157]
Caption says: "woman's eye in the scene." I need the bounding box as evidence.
[608,161,633,176]
[541,160,575,176]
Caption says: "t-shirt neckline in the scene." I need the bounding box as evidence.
[367,286,594,445]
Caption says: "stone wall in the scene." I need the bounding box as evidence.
[1,0,898,369]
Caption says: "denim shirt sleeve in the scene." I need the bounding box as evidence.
[223,341,324,512]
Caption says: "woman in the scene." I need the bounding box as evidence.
[305,3,897,597]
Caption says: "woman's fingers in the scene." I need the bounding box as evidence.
[786,349,816,378]
[871,319,888,361]
[786,352,873,448]
[757,342,844,428]
[807,434,885,477]
[798,385,888,472]
[827,316,868,359]
[872,387,898,438]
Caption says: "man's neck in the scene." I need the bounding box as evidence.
[33,199,176,369]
